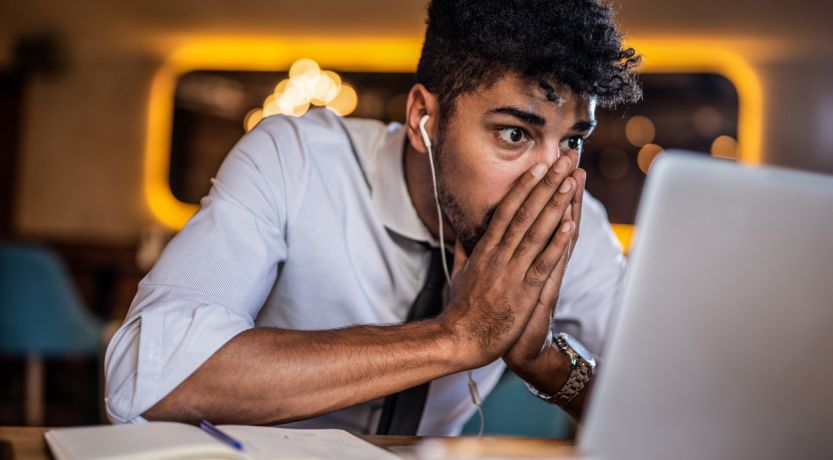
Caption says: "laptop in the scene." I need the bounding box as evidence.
[579,153,833,459]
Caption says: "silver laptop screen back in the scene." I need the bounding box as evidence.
[580,153,833,460]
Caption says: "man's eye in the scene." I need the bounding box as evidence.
[560,136,586,152]
[497,127,528,145]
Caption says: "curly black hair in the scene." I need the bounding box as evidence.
[416,0,642,118]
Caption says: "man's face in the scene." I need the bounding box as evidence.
[434,73,596,254]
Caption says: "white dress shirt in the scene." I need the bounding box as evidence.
[104,108,626,434]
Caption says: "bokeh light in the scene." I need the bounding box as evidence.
[693,105,725,138]
[637,143,665,173]
[288,59,321,91]
[244,59,357,131]
[711,135,738,159]
[243,108,264,132]
[262,94,281,117]
[311,71,342,106]
[625,116,656,147]
[273,79,289,96]
[326,84,358,117]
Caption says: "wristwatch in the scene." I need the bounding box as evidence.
[526,332,596,406]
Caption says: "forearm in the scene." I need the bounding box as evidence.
[143,319,464,425]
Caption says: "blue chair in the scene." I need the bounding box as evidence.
[0,243,101,425]
[461,368,574,439]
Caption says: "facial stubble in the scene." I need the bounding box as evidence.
[433,128,497,256]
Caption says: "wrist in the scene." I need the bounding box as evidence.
[427,316,480,372]
[432,312,497,371]
[524,333,596,407]
[509,344,572,396]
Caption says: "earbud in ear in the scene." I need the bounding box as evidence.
[418,114,432,151]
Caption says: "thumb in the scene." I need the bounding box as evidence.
[452,239,468,279]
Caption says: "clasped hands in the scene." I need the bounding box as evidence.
[438,151,585,384]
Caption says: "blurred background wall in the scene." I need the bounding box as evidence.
[1,0,832,243]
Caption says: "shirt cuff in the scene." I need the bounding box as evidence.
[105,302,253,423]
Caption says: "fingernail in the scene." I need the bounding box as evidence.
[531,163,547,178]
[559,178,573,192]
[561,221,574,233]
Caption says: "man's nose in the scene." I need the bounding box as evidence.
[535,147,560,169]
[534,148,580,174]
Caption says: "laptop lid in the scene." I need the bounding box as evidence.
[579,153,833,459]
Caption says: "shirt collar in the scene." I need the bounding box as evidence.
[369,123,440,246]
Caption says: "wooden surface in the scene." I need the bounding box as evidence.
[0,427,47,460]
[0,426,580,459]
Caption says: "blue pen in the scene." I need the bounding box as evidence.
[200,420,245,451]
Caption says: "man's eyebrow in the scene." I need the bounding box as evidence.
[486,106,546,126]
[571,120,598,132]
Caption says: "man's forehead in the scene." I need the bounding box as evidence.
[533,78,566,105]
[482,73,588,110]
[474,74,596,122]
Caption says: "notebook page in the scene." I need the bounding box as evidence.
[45,422,242,460]
[219,426,401,460]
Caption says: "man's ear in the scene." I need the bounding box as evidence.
[405,83,440,155]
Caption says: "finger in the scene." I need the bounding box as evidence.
[499,155,576,261]
[525,204,572,331]
[562,203,575,261]
[511,171,576,265]
[508,287,557,363]
[570,168,586,245]
[563,169,585,260]
[452,239,468,279]
[561,149,582,221]
[537,221,574,309]
[523,215,575,293]
[563,149,580,170]
[539,240,571,309]
[478,162,550,251]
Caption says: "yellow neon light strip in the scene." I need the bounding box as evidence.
[145,37,764,250]
[144,38,423,230]
[627,39,764,165]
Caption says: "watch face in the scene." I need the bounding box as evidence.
[561,333,596,367]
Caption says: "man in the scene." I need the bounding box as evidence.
[105,0,641,435]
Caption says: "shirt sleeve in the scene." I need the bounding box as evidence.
[554,192,627,357]
[104,117,297,423]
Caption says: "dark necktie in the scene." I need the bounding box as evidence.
[376,246,451,435]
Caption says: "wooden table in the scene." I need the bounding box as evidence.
[0,426,581,459]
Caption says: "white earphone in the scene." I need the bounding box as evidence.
[418,114,448,282]
[419,114,432,151]
[418,113,484,436]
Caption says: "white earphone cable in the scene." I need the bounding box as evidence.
[420,115,484,437]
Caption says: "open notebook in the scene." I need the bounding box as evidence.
[45,422,401,460]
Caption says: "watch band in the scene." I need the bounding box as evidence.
[549,359,592,406]
[526,333,595,407]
